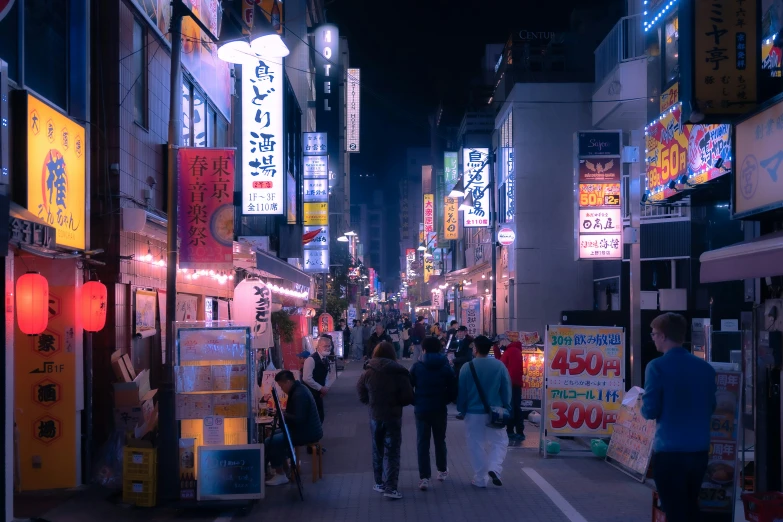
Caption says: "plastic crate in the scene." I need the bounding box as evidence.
[742,491,783,522]
[123,476,157,507]
[123,447,156,479]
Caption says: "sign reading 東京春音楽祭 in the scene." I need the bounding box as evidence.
[677,0,758,123]
[574,131,622,261]
[734,95,783,218]
[17,93,86,250]
[462,148,490,228]
[541,325,625,446]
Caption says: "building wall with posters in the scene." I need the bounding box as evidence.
[399,148,429,276]
[498,82,595,333]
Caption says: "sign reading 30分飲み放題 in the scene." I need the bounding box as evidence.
[544,325,625,437]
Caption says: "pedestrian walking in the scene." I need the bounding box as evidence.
[457,335,512,488]
[451,326,474,378]
[642,313,716,522]
[362,320,373,359]
[356,341,414,500]
[351,320,364,361]
[368,324,392,354]
[401,318,412,359]
[499,341,527,443]
[410,337,457,491]
[410,316,427,362]
[337,318,351,354]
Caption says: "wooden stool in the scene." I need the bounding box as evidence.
[294,443,323,483]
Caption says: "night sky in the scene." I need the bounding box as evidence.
[329,0,613,183]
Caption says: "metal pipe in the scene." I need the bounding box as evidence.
[160,2,183,503]
[489,148,497,337]
[629,129,643,387]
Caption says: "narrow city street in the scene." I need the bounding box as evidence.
[35,360,654,522]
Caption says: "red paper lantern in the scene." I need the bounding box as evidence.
[81,280,108,332]
[16,272,49,335]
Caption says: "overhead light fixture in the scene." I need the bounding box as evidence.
[345,230,357,237]
[337,236,349,242]
[218,3,289,64]
[714,157,724,169]
[459,191,474,211]
[641,192,649,204]
[417,242,427,251]
[249,4,289,58]
[449,176,466,198]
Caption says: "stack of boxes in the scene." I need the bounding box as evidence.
[111,351,158,439]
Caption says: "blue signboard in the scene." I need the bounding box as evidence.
[197,444,264,500]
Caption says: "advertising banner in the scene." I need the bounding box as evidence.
[424,255,434,283]
[577,131,621,157]
[423,193,434,234]
[303,132,327,156]
[734,97,783,217]
[606,398,656,482]
[303,156,328,179]
[314,24,340,187]
[578,234,623,260]
[24,93,86,250]
[692,0,758,117]
[645,104,688,197]
[444,152,458,191]
[460,298,482,337]
[303,178,328,202]
[578,209,622,234]
[431,289,443,310]
[242,57,284,215]
[660,82,679,113]
[578,183,621,207]
[177,148,235,269]
[462,148,490,227]
[303,202,328,226]
[543,325,625,437]
[346,68,360,152]
[406,248,416,278]
[578,158,621,183]
[521,352,544,409]
[444,197,458,240]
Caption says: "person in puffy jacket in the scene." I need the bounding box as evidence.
[500,341,527,443]
[409,337,457,491]
[356,342,414,500]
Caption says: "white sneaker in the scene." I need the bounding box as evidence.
[265,473,289,486]
[373,484,385,493]
[437,469,449,481]
[419,478,430,491]
[384,489,403,500]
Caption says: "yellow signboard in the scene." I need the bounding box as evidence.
[444,197,458,240]
[303,202,328,226]
[424,256,434,283]
[26,94,86,250]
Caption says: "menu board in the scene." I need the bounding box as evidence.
[699,369,741,515]
[177,328,248,364]
[197,445,264,501]
[521,352,544,409]
[605,400,656,481]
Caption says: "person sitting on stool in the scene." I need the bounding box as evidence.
[265,370,323,486]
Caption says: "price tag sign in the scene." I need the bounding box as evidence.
[543,325,625,437]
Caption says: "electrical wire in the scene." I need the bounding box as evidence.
[119,40,166,110]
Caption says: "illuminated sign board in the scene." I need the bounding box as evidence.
[346,68,360,152]
[462,148,490,228]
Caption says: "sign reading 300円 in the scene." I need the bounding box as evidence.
[544,325,625,437]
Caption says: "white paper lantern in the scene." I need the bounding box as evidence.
[233,278,273,348]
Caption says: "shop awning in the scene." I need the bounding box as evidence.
[255,248,312,288]
[700,232,783,283]
[416,300,432,307]
[445,261,490,284]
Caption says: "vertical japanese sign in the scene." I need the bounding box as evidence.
[575,130,622,260]
[423,193,434,234]
[177,148,235,269]
[543,325,625,437]
[15,285,78,489]
[461,298,482,337]
[521,352,544,409]
[444,197,458,240]
[303,133,329,273]
[462,148,490,227]
[691,0,758,117]
[444,152,458,192]
[406,248,416,279]
[346,68,360,152]
[734,97,783,217]
[423,254,434,283]
[699,369,741,514]
[24,94,86,250]
[242,57,283,215]
[431,289,443,309]
[314,24,340,189]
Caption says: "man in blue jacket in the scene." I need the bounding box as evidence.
[641,312,716,522]
[410,337,458,491]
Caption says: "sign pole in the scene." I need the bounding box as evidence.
[489,147,497,337]
[629,130,643,387]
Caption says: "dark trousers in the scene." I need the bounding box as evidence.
[415,411,448,479]
[507,386,527,436]
[308,387,325,424]
[264,433,288,468]
[370,418,402,491]
[653,451,709,522]
[403,340,411,358]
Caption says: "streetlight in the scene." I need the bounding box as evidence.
[459,191,474,211]
[345,230,357,237]
[449,176,466,198]
[337,235,349,242]
[217,3,289,64]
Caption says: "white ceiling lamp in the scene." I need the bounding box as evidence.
[249,4,289,58]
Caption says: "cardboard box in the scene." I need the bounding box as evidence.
[114,369,157,407]
[111,351,133,383]
[114,406,143,432]
[123,354,137,380]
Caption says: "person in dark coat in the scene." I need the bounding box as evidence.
[357,342,414,500]
[409,337,458,491]
[367,324,392,358]
[265,370,323,486]
[338,318,351,350]
[451,326,474,378]
[410,316,427,362]
[500,341,528,443]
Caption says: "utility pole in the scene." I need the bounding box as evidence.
[488,148,497,338]
[628,130,643,387]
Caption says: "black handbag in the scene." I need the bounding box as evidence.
[468,361,510,429]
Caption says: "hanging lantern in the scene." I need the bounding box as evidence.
[16,272,49,335]
[318,313,334,335]
[233,278,273,347]
[81,280,108,332]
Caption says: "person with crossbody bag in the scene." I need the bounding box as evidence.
[456,335,512,488]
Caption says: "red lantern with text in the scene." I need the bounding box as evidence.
[318,313,334,335]
[81,280,108,332]
[16,272,49,335]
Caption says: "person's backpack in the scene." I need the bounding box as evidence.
[401,327,410,341]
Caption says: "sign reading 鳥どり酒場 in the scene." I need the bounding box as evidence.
[24,93,86,250]
[734,97,783,218]
[462,148,490,228]
[177,148,235,269]
[543,325,625,437]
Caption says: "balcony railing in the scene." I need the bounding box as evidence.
[622,175,690,222]
[594,15,646,90]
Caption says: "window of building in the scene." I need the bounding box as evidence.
[132,19,147,128]
[182,81,192,145]
[663,14,679,88]
[24,0,69,109]
[0,1,20,82]
[193,89,206,147]
[207,106,216,146]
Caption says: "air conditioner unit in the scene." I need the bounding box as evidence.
[122,207,168,243]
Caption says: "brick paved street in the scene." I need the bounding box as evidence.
[28,360,657,522]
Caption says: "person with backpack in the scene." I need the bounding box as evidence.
[409,337,457,491]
